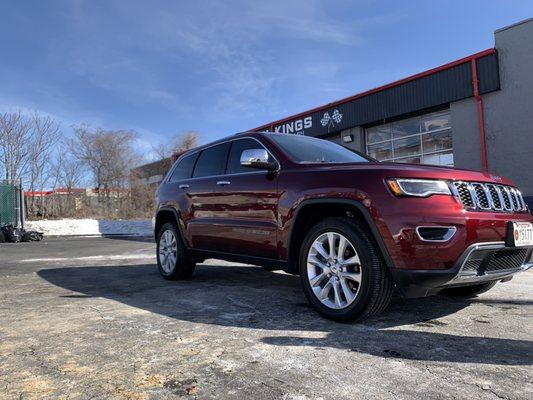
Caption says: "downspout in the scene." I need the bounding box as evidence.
[471,58,489,172]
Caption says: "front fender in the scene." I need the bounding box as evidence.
[284,195,396,272]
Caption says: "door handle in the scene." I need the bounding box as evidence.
[178,184,190,189]
[216,180,231,186]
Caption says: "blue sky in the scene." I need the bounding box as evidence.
[1,0,532,160]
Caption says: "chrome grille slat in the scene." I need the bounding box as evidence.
[493,184,505,210]
[472,183,490,210]
[486,184,502,210]
[454,182,474,208]
[467,183,480,209]
[517,190,526,210]
[452,181,528,213]
[482,184,495,209]
[509,189,515,208]
[499,185,513,211]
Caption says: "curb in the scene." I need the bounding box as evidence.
[42,234,154,239]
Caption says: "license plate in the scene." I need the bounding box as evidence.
[511,222,533,247]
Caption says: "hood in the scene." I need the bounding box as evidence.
[302,161,515,186]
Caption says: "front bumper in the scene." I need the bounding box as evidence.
[391,242,533,297]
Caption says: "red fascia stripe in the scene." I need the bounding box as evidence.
[252,48,496,132]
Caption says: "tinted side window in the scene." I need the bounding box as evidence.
[169,153,198,182]
[193,142,230,178]
[227,139,269,174]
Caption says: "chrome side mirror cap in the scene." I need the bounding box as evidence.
[240,149,277,171]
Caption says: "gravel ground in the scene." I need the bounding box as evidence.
[0,237,532,399]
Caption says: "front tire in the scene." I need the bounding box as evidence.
[440,281,497,298]
[156,222,195,280]
[299,217,393,322]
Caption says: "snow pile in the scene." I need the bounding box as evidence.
[26,219,153,237]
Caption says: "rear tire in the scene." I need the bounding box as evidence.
[299,217,393,322]
[440,281,497,298]
[156,222,195,280]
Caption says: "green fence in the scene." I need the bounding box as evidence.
[0,180,24,228]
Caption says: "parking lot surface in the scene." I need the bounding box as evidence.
[1,237,532,399]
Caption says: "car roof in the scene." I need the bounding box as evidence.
[178,131,273,157]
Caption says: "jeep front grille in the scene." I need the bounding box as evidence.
[452,181,528,213]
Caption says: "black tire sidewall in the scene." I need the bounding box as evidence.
[299,219,377,321]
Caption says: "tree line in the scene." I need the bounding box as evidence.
[0,110,198,219]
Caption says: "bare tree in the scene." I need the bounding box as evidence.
[58,153,84,192]
[151,142,171,160]
[151,131,200,160]
[0,111,33,182]
[70,125,139,210]
[174,131,199,153]
[44,147,85,218]
[27,113,62,215]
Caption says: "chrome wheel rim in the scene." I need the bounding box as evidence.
[307,232,362,309]
[158,229,178,273]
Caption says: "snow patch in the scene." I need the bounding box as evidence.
[19,254,155,263]
[25,219,153,237]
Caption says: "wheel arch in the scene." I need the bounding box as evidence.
[155,207,188,246]
[287,199,395,274]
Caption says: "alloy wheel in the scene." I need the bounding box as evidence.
[158,229,178,273]
[306,231,362,309]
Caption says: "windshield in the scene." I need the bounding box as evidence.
[267,134,371,163]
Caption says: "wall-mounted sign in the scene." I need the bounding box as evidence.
[273,108,346,137]
[258,52,500,138]
[320,109,343,130]
[274,116,312,135]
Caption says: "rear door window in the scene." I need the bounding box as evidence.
[193,142,230,178]
[169,153,198,182]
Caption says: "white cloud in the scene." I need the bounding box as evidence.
[55,0,370,119]
[2,0,405,149]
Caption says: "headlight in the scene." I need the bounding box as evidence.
[387,178,451,197]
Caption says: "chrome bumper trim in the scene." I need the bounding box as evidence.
[447,242,532,285]
[415,226,457,242]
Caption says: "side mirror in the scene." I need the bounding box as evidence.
[240,149,278,171]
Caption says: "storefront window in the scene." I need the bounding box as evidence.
[365,110,453,166]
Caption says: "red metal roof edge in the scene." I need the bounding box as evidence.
[91,188,130,193]
[252,48,496,131]
[25,191,54,196]
[55,188,85,193]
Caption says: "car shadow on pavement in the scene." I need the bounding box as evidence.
[102,235,155,243]
[38,263,532,366]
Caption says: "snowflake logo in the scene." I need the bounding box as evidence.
[320,109,343,130]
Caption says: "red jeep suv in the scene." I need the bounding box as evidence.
[155,132,533,321]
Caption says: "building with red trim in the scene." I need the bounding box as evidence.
[252,18,533,203]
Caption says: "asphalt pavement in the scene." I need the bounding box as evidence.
[0,237,532,399]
